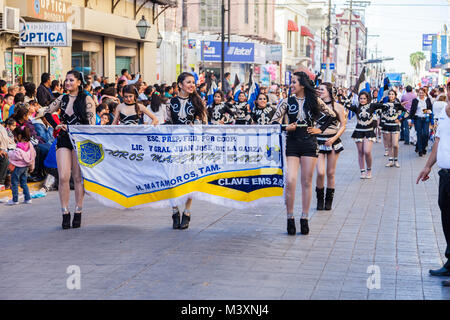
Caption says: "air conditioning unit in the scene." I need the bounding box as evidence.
[0,7,20,33]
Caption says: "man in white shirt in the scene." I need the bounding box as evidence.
[417,80,450,287]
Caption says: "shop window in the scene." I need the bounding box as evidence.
[72,52,99,76]
[116,57,132,76]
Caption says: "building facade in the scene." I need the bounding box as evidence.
[0,0,173,85]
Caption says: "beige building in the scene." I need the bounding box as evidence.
[0,0,175,85]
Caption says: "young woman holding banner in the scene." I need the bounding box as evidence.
[271,72,331,236]
[166,72,207,230]
[44,70,96,229]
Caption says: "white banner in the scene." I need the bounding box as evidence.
[69,125,286,210]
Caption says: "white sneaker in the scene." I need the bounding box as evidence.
[394,161,400,168]
[366,170,372,179]
[5,200,19,206]
[360,170,366,179]
[23,199,32,204]
[385,161,394,167]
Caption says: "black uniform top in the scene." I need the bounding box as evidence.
[166,96,196,125]
[119,112,140,125]
[251,105,276,125]
[233,102,252,124]
[381,101,407,125]
[207,102,235,124]
[344,101,387,131]
[271,96,332,137]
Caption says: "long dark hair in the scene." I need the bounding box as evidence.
[24,82,36,98]
[13,103,29,123]
[66,70,89,124]
[212,90,224,105]
[177,72,206,121]
[321,82,336,115]
[293,71,320,118]
[150,92,162,113]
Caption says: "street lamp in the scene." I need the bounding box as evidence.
[156,32,163,49]
[136,15,151,40]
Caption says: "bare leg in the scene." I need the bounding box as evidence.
[300,156,318,216]
[356,141,365,170]
[363,139,373,169]
[382,130,389,155]
[56,148,73,211]
[392,132,399,158]
[326,151,340,189]
[185,198,193,211]
[71,150,84,210]
[285,156,300,215]
[315,153,326,189]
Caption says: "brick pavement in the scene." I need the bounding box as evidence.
[0,125,448,300]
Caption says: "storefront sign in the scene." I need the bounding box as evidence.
[19,22,71,47]
[28,0,71,22]
[266,45,282,62]
[202,41,255,63]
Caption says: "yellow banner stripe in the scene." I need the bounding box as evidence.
[84,168,283,208]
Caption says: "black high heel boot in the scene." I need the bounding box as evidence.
[72,213,82,228]
[300,218,309,235]
[172,210,181,229]
[180,212,190,230]
[287,218,296,235]
[316,187,325,210]
[325,188,335,211]
[62,213,71,230]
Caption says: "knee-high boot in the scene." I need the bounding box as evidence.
[325,188,335,211]
[316,187,325,210]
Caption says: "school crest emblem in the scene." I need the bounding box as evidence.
[77,140,104,168]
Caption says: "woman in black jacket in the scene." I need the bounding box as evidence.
[409,88,433,156]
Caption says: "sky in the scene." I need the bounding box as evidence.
[334,0,449,76]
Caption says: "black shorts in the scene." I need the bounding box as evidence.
[382,123,400,133]
[56,131,74,150]
[286,135,318,158]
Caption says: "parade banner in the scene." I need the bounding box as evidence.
[69,125,285,210]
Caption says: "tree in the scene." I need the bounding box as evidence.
[410,51,426,77]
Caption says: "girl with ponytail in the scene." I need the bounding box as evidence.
[166,72,207,230]
[43,70,96,230]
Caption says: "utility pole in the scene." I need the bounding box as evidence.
[326,0,332,82]
[346,0,353,87]
[221,0,225,88]
[180,0,188,74]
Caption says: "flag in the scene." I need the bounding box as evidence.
[234,89,242,102]
[233,74,240,92]
[353,67,371,95]
[207,80,218,105]
[247,69,260,111]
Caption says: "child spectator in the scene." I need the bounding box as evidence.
[6,125,36,205]
[2,94,14,122]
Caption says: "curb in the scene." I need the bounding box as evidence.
[0,182,45,199]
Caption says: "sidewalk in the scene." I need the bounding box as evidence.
[0,128,448,300]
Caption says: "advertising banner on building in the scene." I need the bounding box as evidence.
[202,41,255,63]
[28,0,71,22]
[266,45,282,62]
[19,22,72,47]
[69,125,285,210]
[422,34,435,51]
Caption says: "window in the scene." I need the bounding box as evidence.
[254,0,259,34]
[287,31,292,49]
[264,0,268,31]
[245,0,249,24]
[200,0,221,30]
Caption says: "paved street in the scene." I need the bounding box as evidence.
[0,125,449,300]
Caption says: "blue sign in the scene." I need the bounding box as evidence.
[329,63,335,70]
[422,34,435,51]
[202,41,254,63]
[321,63,327,70]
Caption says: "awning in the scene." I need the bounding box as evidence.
[301,26,314,38]
[287,20,299,32]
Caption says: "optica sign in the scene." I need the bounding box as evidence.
[19,22,71,47]
[202,41,255,63]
